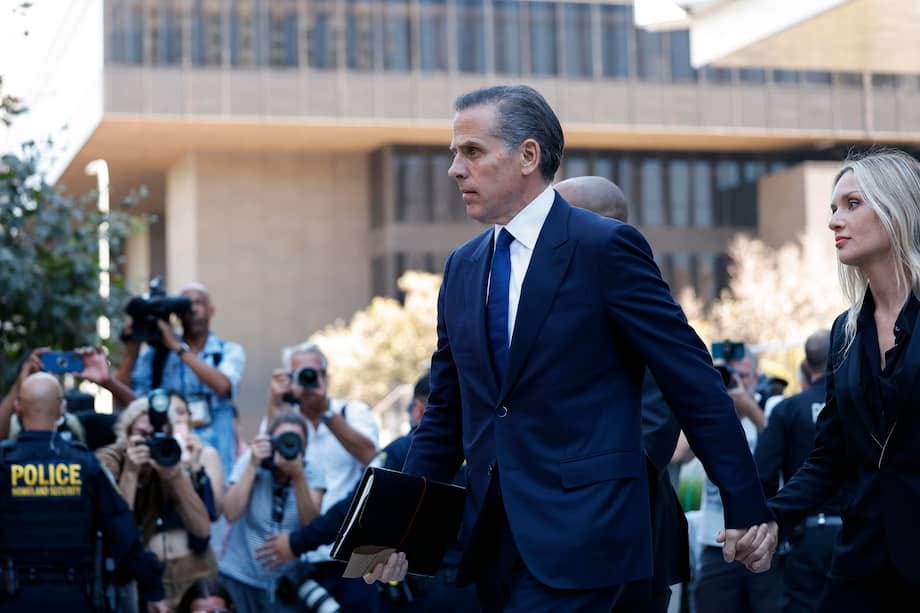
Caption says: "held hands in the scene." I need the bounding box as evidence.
[717,521,778,573]
[362,552,409,585]
[255,533,295,570]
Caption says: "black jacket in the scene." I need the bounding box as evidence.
[770,304,920,581]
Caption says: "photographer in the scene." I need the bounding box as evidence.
[268,341,379,610]
[117,282,245,482]
[96,392,216,608]
[218,413,324,613]
[694,343,779,613]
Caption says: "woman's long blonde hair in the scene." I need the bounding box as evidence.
[834,148,920,358]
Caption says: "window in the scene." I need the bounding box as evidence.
[600,4,630,78]
[636,29,665,81]
[702,65,732,84]
[308,0,338,69]
[529,2,558,76]
[347,0,378,70]
[640,158,665,226]
[110,0,144,64]
[395,152,430,222]
[739,68,766,84]
[150,0,183,65]
[191,0,223,66]
[563,3,592,78]
[419,0,448,71]
[772,69,800,85]
[669,160,690,227]
[268,0,298,67]
[383,0,411,71]
[493,0,522,75]
[669,30,695,82]
[230,0,261,67]
[456,0,485,73]
[692,160,713,227]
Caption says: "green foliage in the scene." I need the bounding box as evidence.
[0,141,147,389]
[0,76,24,127]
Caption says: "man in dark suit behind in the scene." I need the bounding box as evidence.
[556,175,690,612]
[366,85,776,610]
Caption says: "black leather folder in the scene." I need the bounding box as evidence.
[330,466,466,578]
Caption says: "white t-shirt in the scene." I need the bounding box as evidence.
[698,417,759,547]
[304,398,379,563]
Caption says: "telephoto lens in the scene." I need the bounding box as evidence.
[144,388,181,467]
[277,562,341,613]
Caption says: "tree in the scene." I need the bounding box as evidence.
[0,124,146,390]
[309,271,440,408]
[681,234,846,389]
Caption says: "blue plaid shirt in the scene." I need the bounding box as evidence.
[132,331,245,482]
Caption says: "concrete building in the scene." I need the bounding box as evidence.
[4,0,919,416]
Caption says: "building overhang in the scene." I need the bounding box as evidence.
[57,113,885,207]
[636,0,920,74]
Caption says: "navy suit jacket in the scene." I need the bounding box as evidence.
[403,193,772,590]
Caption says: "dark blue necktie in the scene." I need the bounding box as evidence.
[487,228,513,383]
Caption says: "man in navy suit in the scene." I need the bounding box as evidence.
[365,85,777,610]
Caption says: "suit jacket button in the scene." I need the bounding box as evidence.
[488,464,494,475]
[497,405,508,417]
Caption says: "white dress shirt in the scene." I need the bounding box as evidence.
[488,184,556,345]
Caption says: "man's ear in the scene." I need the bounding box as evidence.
[519,139,541,177]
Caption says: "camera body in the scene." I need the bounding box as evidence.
[144,388,181,468]
[124,277,192,345]
[261,431,305,470]
[281,366,321,404]
[711,340,746,390]
[277,562,340,613]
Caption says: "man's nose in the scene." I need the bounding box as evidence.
[448,156,465,179]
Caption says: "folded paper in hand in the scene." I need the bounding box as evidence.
[331,467,465,578]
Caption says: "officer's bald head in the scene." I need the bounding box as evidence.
[15,372,65,431]
[555,176,629,223]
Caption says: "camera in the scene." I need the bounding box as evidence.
[123,277,192,345]
[712,340,746,390]
[277,561,340,613]
[260,431,305,470]
[145,388,181,468]
[281,366,321,404]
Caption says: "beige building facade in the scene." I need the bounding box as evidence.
[6,0,920,415]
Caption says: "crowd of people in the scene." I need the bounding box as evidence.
[3,83,920,613]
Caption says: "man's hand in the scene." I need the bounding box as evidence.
[269,369,292,406]
[156,319,182,352]
[362,552,408,585]
[717,521,778,573]
[256,533,296,570]
[75,346,109,384]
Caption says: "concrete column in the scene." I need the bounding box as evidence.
[161,150,371,423]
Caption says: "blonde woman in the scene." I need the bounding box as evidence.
[768,148,920,611]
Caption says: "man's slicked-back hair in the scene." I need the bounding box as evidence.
[455,85,564,182]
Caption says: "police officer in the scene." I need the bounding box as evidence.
[0,372,168,612]
[754,330,845,613]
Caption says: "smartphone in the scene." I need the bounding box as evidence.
[40,351,84,374]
